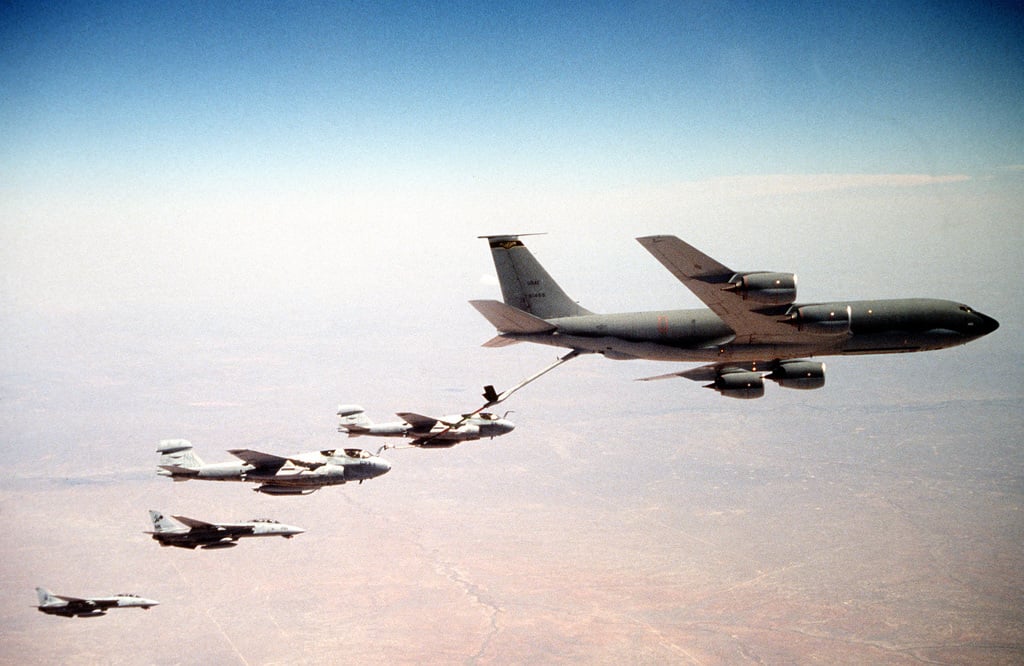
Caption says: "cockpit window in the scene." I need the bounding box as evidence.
[959,305,973,314]
[343,448,371,459]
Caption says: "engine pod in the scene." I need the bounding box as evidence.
[767,361,826,390]
[709,371,765,399]
[728,272,797,305]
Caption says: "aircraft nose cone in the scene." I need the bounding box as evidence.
[374,458,392,476]
[979,312,999,335]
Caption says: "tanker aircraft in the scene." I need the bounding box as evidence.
[156,440,391,495]
[36,587,158,617]
[470,234,998,399]
[147,510,305,549]
[337,405,514,448]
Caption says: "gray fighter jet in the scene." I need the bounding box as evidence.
[156,440,391,495]
[337,405,514,448]
[147,510,305,549]
[471,234,999,398]
[35,587,158,617]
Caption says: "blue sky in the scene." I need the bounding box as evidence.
[4,1,1022,189]
[1,2,1022,311]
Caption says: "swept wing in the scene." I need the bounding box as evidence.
[639,360,793,382]
[53,595,115,613]
[636,235,846,345]
[171,515,220,530]
[227,449,324,470]
[396,412,441,430]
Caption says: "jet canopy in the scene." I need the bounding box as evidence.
[317,448,375,459]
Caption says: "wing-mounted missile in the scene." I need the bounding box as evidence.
[725,272,797,305]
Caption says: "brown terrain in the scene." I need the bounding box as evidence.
[0,305,1020,664]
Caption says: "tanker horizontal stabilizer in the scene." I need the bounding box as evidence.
[469,300,557,334]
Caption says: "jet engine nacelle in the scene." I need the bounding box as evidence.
[313,465,346,478]
[710,371,765,399]
[786,304,852,334]
[767,361,826,390]
[728,272,797,305]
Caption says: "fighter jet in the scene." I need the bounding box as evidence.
[471,234,999,399]
[35,587,158,617]
[337,405,515,448]
[156,440,391,495]
[146,510,305,549]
